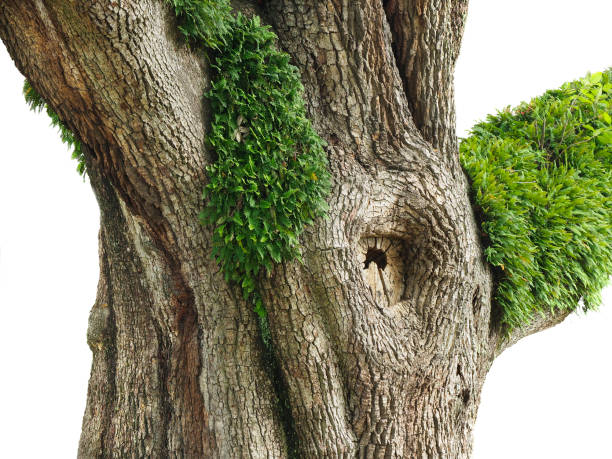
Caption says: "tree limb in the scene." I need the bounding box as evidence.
[495,309,572,357]
[383,0,469,156]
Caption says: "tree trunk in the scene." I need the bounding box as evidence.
[0,1,569,457]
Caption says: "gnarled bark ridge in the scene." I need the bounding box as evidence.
[0,0,567,457]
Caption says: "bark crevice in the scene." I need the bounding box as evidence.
[258,317,299,457]
[87,226,118,458]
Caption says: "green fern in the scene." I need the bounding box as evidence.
[167,0,330,316]
[461,69,612,329]
[200,13,330,316]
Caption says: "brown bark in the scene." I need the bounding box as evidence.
[0,0,569,457]
[383,0,468,156]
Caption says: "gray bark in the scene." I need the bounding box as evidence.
[0,0,567,456]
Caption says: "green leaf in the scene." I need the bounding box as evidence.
[182,3,331,318]
[460,68,612,330]
[590,72,603,84]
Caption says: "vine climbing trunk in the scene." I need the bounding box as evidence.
[0,0,570,457]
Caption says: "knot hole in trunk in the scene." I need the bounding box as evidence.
[359,236,413,308]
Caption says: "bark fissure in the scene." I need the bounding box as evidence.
[84,224,118,458]
[258,319,300,458]
[154,317,172,458]
[151,237,209,456]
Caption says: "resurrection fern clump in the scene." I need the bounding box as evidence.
[169,0,330,316]
[23,80,86,175]
[201,15,330,316]
[461,70,612,329]
[167,0,232,49]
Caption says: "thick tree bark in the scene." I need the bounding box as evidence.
[0,0,568,457]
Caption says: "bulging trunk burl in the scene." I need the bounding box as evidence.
[0,0,571,457]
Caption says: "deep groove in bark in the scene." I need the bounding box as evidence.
[472,287,481,315]
[99,236,117,457]
[258,315,299,458]
[154,320,172,457]
[380,0,468,155]
[461,389,470,406]
[380,0,419,134]
[153,241,210,456]
[381,0,433,142]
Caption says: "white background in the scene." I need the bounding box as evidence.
[0,0,610,457]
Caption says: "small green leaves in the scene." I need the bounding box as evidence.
[168,1,330,314]
[23,80,86,176]
[200,16,330,307]
[461,69,612,330]
[167,0,232,49]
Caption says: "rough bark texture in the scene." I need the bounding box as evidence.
[0,0,568,457]
[383,0,468,156]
